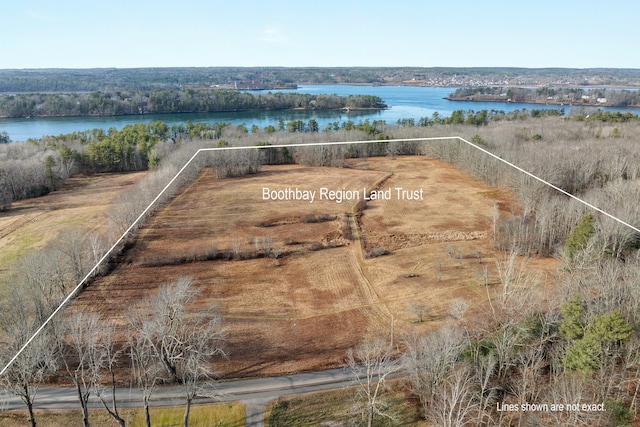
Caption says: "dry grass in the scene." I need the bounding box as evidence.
[355,157,511,333]
[265,385,424,426]
[68,156,558,379]
[0,172,147,293]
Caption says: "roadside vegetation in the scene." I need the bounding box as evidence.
[0,403,245,427]
[265,387,421,427]
[2,108,640,425]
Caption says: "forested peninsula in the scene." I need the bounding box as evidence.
[0,90,386,119]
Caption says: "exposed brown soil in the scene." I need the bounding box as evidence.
[68,156,559,380]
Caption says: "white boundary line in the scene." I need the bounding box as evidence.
[1,136,639,376]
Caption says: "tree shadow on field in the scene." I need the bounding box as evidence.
[219,327,354,379]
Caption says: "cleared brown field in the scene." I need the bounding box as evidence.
[70,156,556,379]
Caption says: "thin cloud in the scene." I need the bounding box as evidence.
[257,26,288,43]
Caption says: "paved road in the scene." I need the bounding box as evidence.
[1,368,360,426]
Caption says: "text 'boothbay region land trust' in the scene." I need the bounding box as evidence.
[262,187,425,203]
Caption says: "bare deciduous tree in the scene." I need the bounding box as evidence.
[346,340,400,427]
[0,170,12,210]
[86,231,109,277]
[409,301,428,323]
[93,323,125,427]
[128,276,226,427]
[401,326,465,419]
[470,349,497,426]
[176,313,226,427]
[53,227,90,284]
[491,201,499,248]
[0,288,56,427]
[127,318,163,427]
[489,249,539,327]
[514,346,545,426]
[146,277,200,381]
[14,250,68,323]
[424,366,478,427]
[449,298,469,324]
[54,312,105,427]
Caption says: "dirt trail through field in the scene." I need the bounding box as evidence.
[347,205,394,332]
[0,215,36,240]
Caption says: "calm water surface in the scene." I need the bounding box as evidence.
[1,85,638,142]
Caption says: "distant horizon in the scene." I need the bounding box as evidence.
[3,66,640,71]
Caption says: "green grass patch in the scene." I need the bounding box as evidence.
[265,387,423,427]
[0,231,45,266]
[0,409,123,427]
[0,402,245,427]
[129,403,245,427]
[0,231,46,296]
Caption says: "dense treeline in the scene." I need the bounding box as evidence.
[3,67,640,93]
[450,85,640,107]
[0,90,386,118]
[0,123,160,207]
[0,67,296,92]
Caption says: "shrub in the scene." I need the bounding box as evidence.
[565,213,595,261]
[340,216,353,240]
[605,399,633,426]
[365,247,389,258]
[309,242,325,251]
[254,221,272,228]
[612,127,620,138]
[402,273,419,278]
[300,214,336,223]
[471,134,487,147]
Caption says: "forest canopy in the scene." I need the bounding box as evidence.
[0,90,386,118]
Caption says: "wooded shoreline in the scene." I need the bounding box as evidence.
[446,94,640,109]
[447,86,640,109]
[0,90,387,119]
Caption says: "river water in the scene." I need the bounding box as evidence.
[1,85,639,142]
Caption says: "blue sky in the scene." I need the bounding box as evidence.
[1,0,639,69]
